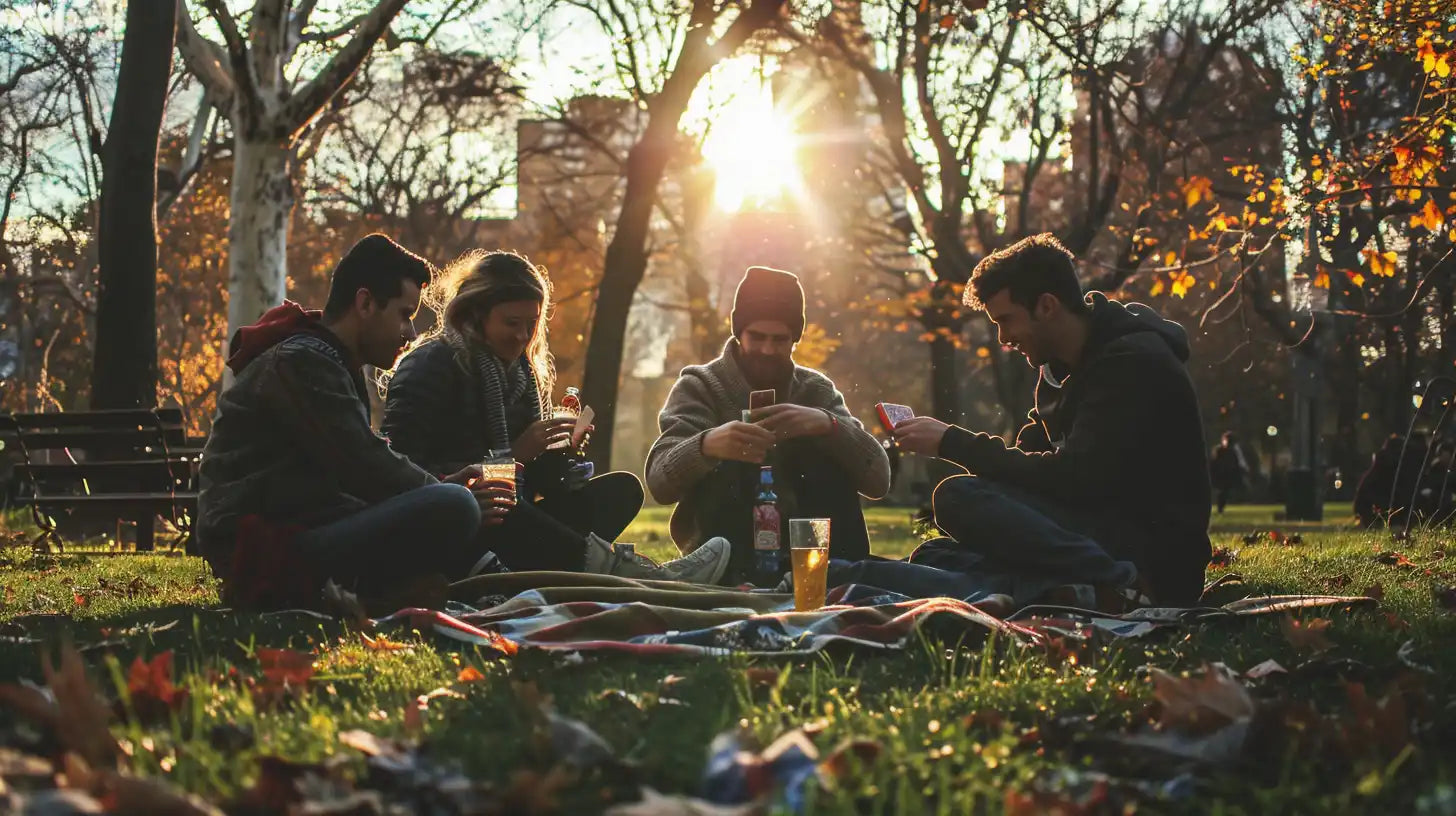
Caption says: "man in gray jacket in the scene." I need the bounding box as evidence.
[646,266,892,582]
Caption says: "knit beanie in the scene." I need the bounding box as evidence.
[730,266,806,341]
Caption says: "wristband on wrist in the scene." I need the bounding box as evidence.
[819,408,839,435]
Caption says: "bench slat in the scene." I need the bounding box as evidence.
[23,492,198,507]
[11,409,184,429]
[11,428,187,450]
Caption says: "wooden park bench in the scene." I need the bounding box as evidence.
[0,408,201,552]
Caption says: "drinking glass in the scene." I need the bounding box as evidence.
[789,518,831,611]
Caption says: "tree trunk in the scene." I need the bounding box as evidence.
[581,129,674,469]
[92,0,176,410]
[225,137,294,344]
[928,334,961,426]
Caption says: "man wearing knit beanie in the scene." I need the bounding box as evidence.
[645,266,892,584]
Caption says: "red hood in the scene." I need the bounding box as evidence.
[226,301,325,373]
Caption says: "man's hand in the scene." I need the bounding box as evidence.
[702,420,777,464]
[512,417,576,462]
[751,404,833,441]
[892,416,950,457]
[472,480,516,526]
[442,464,482,486]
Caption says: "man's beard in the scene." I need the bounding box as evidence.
[739,352,792,390]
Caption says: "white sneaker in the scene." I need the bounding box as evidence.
[582,534,731,585]
[466,551,507,577]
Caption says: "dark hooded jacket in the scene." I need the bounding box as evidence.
[938,292,1212,605]
[196,302,435,579]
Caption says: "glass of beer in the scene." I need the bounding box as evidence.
[480,458,518,505]
[789,518,831,611]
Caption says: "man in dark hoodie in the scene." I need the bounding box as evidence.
[891,234,1212,607]
[198,234,490,608]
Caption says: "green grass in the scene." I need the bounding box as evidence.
[1,509,1453,814]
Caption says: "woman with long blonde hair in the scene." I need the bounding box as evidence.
[382,250,729,582]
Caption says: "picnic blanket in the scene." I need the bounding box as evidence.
[378,576,1040,657]
[369,571,1381,658]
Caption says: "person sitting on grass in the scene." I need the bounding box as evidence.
[382,249,729,583]
[890,234,1213,609]
[645,265,892,583]
[197,234,491,609]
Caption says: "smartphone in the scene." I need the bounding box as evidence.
[749,389,776,410]
[876,402,915,434]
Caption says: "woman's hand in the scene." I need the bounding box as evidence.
[512,417,576,462]
[472,480,516,526]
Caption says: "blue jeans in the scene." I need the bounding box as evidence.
[825,476,1137,605]
[924,475,1136,600]
[295,483,484,594]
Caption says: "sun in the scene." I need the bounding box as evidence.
[701,87,803,212]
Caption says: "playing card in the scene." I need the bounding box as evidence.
[572,405,595,446]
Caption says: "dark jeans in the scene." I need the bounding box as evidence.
[486,471,645,572]
[825,557,1012,604]
[295,483,483,595]
[905,475,1137,604]
[686,441,871,583]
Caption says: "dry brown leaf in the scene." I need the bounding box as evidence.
[1149,663,1254,735]
[63,752,223,816]
[500,764,575,815]
[1281,617,1334,653]
[819,737,883,782]
[2,645,126,770]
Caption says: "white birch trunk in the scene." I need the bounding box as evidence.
[225,136,293,341]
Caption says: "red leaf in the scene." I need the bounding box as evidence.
[125,652,188,718]
[256,649,314,687]
[1281,617,1334,653]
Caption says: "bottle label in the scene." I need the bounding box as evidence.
[753,505,780,551]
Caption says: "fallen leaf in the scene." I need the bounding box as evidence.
[1245,659,1288,679]
[321,580,372,631]
[1335,682,1412,762]
[1282,618,1334,653]
[605,787,762,815]
[64,752,224,816]
[1149,663,1254,735]
[1434,586,1456,610]
[360,632,411,652]
[819,738,882,782]
[1005,777,1111,816]
[1209,547,1238,568]
[1362,584,1385,603]
[501,765,575,815]
[124,652,188,719]
[1376,551,1415,568]
[45,645,121,768]
[257,649,314,687]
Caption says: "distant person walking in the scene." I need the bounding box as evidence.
[1210,431,1249,514]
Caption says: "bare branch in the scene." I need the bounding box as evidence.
[283,0,411,135]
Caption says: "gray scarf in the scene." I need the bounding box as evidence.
[444,329,544,456]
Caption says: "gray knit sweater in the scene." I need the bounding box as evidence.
[645,339,891,552]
